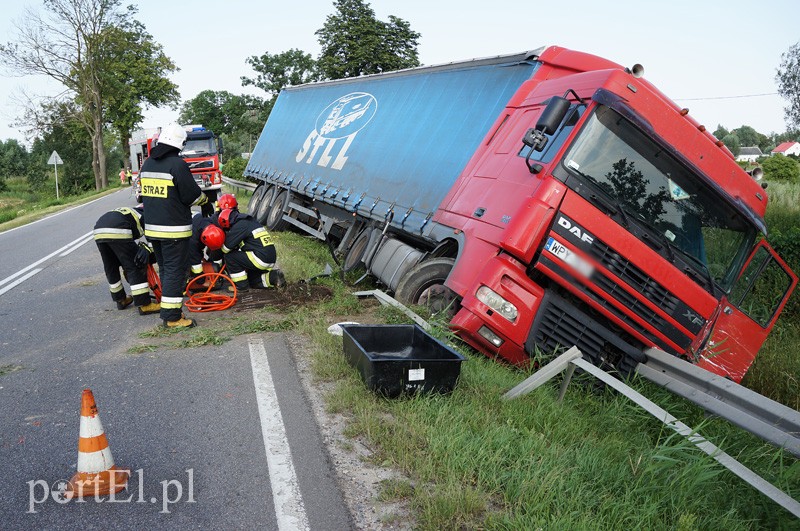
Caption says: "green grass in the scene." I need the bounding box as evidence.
[230,190,799,528]
[0,175,127,232]
[262,226,800,528]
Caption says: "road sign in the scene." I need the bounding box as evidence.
[47,151,63,165]
[48,150,63,198]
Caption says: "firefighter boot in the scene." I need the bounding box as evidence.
[138,302,161,315]
[116,296,133,310]
[267,269,286,289]
[163,315,197,329]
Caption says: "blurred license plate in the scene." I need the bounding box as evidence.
[545,237,594,277]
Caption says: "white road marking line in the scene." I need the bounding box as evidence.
[0,269,42,296]
[0,231,93,291]
[248,336,310,531]
[59,234,94,256]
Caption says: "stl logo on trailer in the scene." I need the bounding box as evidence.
[296,92,378,170]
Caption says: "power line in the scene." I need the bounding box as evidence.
[675,92,778,101]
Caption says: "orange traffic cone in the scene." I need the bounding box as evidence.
[65,389,130,498]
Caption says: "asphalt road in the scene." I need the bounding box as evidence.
[0,189,353,529]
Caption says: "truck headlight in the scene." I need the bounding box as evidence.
[476,286,518,322]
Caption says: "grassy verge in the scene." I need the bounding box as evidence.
[210,189,800,527]
[0,175,129,232]
[207,229,798,528]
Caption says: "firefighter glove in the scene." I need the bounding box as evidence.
[134,242,153,268]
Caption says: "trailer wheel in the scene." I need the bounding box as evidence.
[254,185,275,225]
[266,189,291,231]
[395,258,459,317]
[247,184,268,215]
[343,229,371,272]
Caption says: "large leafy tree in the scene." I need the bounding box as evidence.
[315,0,420,80]
[0,0,178,190]
[178,90,266,137]
[776,42,800,130]
[242,48,319,108]
[100,21,180,172]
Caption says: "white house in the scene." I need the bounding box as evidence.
[771,141,800,157]
[737,146,763,163]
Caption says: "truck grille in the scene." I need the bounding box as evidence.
[526,291,644,374]
[587,241,679,312]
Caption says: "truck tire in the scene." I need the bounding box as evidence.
[266,189,291,231]
[394,257,459,316]
[247,184,266,214]
[254,185,275,225]
[343,229,371,272]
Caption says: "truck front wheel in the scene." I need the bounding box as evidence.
[394,257,459,317]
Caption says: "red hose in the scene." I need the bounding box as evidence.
[185,267,237,313]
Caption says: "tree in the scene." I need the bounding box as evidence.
[777,42,800,130]
[732,125,766,149]
[713,125,729,140]
[242,48,319,103]
[721,133,741,157]
[0,0,177,190]
[761,154,800,182]
[99,20,180,172]
[315,0,420,80]
[29,100,96,195]
[179,91,265,136]
[0,139,29,179]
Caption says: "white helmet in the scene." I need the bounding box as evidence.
[157,123,187,150]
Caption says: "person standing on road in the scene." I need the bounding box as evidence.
[93,205,160,315]
[139,123,209,328]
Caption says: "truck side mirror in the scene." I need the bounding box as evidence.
[536,96,571,135]
[217,136,224,155]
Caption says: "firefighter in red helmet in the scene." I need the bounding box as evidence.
[217,208,285,291]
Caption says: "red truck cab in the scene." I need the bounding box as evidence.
[441,47,797,382]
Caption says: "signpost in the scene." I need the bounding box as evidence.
[47,151,63,199]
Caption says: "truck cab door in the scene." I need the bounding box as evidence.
[697,241,797,382]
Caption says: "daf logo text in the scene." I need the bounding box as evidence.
[557,216,595,244]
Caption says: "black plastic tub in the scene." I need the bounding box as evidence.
[341,324,466,397]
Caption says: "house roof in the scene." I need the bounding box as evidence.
[772,141,799,153]
[739,146,763,156]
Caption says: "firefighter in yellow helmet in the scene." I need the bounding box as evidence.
[138,123,209,328]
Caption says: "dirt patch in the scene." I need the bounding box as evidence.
[226,284,333,312]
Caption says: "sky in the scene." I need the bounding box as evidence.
[1,0,798,147]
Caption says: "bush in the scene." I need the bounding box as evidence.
[760,154,800,182]
[222,156,247,180]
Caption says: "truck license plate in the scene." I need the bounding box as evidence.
[545,237,594,278]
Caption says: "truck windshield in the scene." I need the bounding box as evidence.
[181,137,215,157]
[560,105,757,292]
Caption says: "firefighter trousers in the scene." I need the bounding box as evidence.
[96,240,151,306]
[224,249,276,289]
[152,239,190,322]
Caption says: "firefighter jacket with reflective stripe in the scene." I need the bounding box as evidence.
[139,153,207,240]
[221,214,276,264]
[93,207,144,241]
